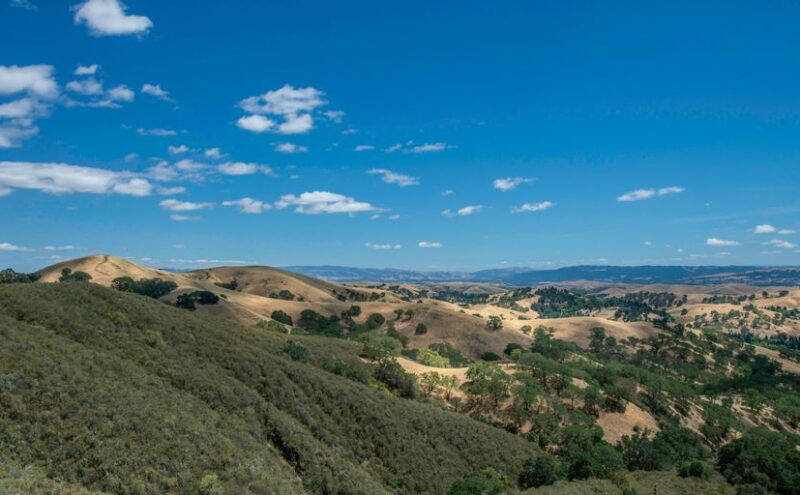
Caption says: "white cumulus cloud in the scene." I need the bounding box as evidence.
[275,191,378,215]
[237,85,327,135]
[141,83,172,101]
[0,161,152,196]
[73,0,153,37]
[74,64,99,76]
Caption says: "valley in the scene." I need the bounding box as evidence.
[2,254,799,494]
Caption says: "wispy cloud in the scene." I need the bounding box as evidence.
[384,141,455,154]
[754,224,795,235]
[222,197,271,214]
[159,198,214,212]
[9,0,38,11]
[167,144,189,154]
[442,205,482,217]
[218,161,274,176]
[367,168,419,187]
[137,127,176,137]
[511,201,554,213]
[493,177,533,191]
[617,186,684,202]
[706,237,740,247]
[418,241,443,248]
[354,144,375,152]
[764,239,797,249]
[0,242,32,252]
[43,245,76,251]
[274,142,308,154]
[141,83,173,102]
[366,242,401,250]
[408,142,452,153]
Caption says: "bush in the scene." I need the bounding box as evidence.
[366,313,386,330]
[359,333,402,360]
[374,359,418,398]
[481,351,501,362]
[448,468,509,495]
[298,309,343,337]
[518,454,562,488]
[415,323,428,335]
[270,310,293,326]
[677,461,712,480]
[282,341,310,362]
[429,343,469,367]
[416,348,450,368]
[504,343,524,356]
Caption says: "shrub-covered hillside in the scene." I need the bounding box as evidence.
[0,283,537,495]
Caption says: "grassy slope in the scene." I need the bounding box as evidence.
[0,283,537,495]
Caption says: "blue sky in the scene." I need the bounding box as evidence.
[2,0,800,272]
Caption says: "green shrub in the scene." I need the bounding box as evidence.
[518,455,563,489]
[282,341,310,362]
[677,461,712,480]
[270,309,293,326]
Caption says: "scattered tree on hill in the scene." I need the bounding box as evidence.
[0,268,38,283]
[415,322,428,335]
[112,276,177,299]
[718,428,800,495]
[214,278,239,291]
[270,309,293,326]
[366,312,385,329]
[175,290,220,310]
[59,268,92,283]
[487,315,503,330]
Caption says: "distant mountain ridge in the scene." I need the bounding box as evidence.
[284,264,800,286]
